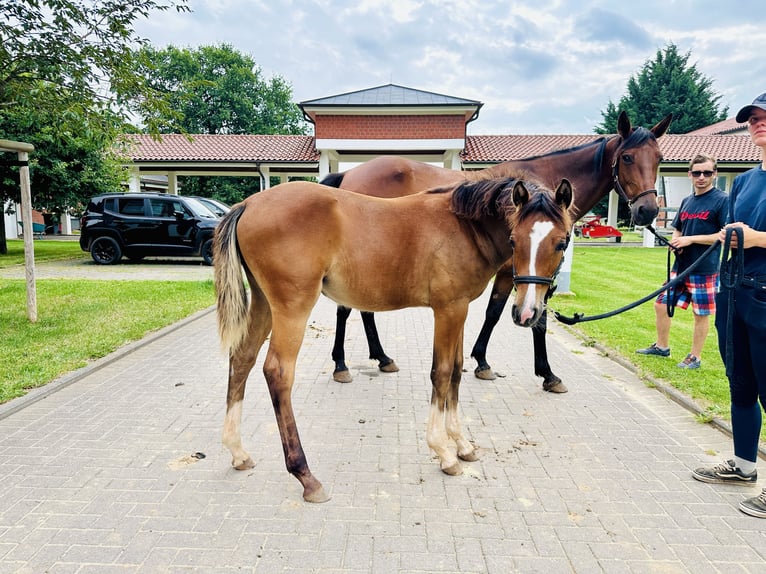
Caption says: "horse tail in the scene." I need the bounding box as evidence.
[213,203,250,353]
[320,171,345,188]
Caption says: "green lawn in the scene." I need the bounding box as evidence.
[0,237,87,267]
[552,246,736,427]
[1,241,217,403]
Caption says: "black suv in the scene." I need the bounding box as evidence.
[79,193,220,265]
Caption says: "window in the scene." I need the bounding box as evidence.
[118,198,145,216]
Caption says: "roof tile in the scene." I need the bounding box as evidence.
[122,134,319,162]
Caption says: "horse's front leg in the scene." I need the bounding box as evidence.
[532,310,567,393]
[471,270,513,380]
[332,305,354,383]
[361,311,399,373]
[428,305,472,475]
[266,314,329,503]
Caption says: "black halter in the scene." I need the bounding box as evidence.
[511,233,571,290]
[611,155,658,206]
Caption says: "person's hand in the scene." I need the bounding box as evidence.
[669,236,691,250]
[719,223,753,248]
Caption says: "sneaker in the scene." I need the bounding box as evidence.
[740,488,766,518]
[692,460,758,485]
[636,343,670,357]
[677,354,701,369]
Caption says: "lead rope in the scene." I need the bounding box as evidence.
[720,226,744,378]
[552,240,721,325]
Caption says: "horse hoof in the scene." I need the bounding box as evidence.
[303,486,331,504]
[543,381,568,393]
[333,369,353,383]
[459,449,480,462]
[441,461,463,476]
[474,368,497,381]
[233,457,255,470]
[379,360,399,373]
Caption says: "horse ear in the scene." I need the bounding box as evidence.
[651,113,673,138]
[512,181,529,207]
[617,111,631,139]
[555,179,573,209]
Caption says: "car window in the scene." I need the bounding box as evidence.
[118,198,146,216]
[184,197,219,219]
[149,199,178,217]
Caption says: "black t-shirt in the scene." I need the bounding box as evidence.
[670,187,728,274]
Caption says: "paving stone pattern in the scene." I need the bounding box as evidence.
[1,281,764,573]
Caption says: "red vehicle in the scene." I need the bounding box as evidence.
[575,214,622,241]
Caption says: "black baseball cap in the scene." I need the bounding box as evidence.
[735,92,766,123]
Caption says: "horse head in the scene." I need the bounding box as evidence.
[509,179,573,328]
[612,111,672,227]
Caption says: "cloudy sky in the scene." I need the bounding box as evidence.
[134,0,766,135]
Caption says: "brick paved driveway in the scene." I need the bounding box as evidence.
[0,284,764,573]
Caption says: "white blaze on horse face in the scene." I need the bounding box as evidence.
[519,220,554,323]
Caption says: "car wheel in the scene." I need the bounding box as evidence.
[201,238,214,266]
[90,236,122,265]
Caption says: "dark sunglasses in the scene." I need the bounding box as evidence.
[690,170,715,177]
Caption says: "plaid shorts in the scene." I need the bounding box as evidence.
[656,272,718,315]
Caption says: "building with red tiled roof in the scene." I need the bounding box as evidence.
[121,84,761,207]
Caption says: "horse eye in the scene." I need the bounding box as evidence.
[622,154,634,165]
[556,241,567,251]
[509,238,516,249]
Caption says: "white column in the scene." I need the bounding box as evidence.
[444,149,461,170]
[61,212,73,235]
[127,167,141,193]
[261,167,271,189]
[607,190,619,228]
[319,151,331,181]
[167,172,178,195]
[556,228,575,294]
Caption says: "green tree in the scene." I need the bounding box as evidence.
[130,44,309,204]
[596,43,728,135]
[0,0,189,253]
[133,44,307,135]
[0,85,126,225]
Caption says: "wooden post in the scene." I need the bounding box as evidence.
[1,139,37,322]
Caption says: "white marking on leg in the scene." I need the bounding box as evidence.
[520,220,553,323]
[222,400,250,467]
[426,402,457,470]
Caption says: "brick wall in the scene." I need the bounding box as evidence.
[315,115,466,139]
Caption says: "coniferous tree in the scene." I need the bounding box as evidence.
[596,43,727,135]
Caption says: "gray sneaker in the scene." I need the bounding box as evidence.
[636,343,670,357]
[740,489,766,518]
[677,354,701,369]
[692,460,758,485]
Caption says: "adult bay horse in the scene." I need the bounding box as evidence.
[323,110,672,392]
[214,175,572,502]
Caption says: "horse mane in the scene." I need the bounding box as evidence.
[447,173,544,220]
[510,187,572,231]
[621,126,656,150]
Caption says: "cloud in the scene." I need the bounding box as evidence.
[576,7,653,50]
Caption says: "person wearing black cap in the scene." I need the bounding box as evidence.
[691,93,766,519]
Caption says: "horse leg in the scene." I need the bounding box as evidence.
[223,285,272,471]
[533,310,567,393]
[471,271,514,380]
[427,305,470,475]
[361,311,399,373]
[331,305,354,383]
[446,326,479,463]
[265,308,330,503]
